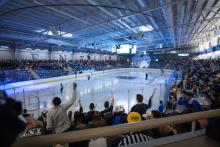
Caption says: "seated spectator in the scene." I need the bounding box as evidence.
[177,90,191,112]
[22,109,43,129]
[189,98,202,112]
[22,109,37,129]
[88,111,107,128]
[158,100,164,113]
[210,84,220,109]
[74,111,87,129]
[101,92,114,125]
[37,110,48,133]
[112,105,127,125]
[130,88,157,118]
[150,110,177,138]
[22,109,30,118]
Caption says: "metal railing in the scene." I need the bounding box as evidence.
[11,109,220,147]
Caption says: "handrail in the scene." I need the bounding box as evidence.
[12,109,220,147]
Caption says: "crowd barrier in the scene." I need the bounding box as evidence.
[11,109,220,147]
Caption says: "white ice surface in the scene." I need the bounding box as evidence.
[5,69,171,117]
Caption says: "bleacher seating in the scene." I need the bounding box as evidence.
[0,59,131,84]
[1,69,34,84]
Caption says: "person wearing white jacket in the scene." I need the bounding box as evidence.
[46,82,77,133]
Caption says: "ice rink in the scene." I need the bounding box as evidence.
[4,69,173,116]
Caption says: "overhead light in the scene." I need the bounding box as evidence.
[35,29,45,33]
[47,30,53,35]
[178,53,189,56]
[61,32,73,38]
[43,30,73,38]
[139,25,154,32]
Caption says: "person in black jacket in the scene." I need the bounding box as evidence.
[130,88,157,118]
[85,103,99,123]
[101,92,114,125]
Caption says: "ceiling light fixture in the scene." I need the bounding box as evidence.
[43,30,73,38]
[139,25,154,32]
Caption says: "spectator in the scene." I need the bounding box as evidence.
[22,109,37,129]
[74,111,87,129]
[37,110,47,131]
[130,88,157,118]
[88,111,106,128]
[159,100,164,113]
[46,82,77,133]
[177,90,191,112]
[101,92,114,125]
[151,110,177,137]
[112,105,127,125]
[86,103,99,123]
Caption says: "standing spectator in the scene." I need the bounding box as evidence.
[86,103,99,123]
[130,88,157,118]
[46,82,77,133]
[101,92,115,125]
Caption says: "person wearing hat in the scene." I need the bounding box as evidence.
[112,105,127,125]
[130,88,157,118]
[46,82,77,133]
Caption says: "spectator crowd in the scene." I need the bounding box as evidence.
[1,58,220,147]
[0,59,131,84]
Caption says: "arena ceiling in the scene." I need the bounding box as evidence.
[0,0,220,52]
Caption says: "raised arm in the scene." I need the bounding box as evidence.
[147,88,157,107]
[111,91,115,106]
[63,82,77,110]
[78,99,83,113]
